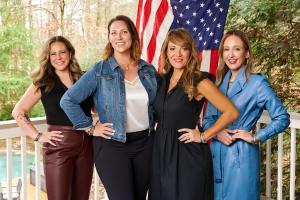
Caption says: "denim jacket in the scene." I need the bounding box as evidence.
[60,56,158,143]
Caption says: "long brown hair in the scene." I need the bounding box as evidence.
[30,36,82,93]
[161,28,201,100]
[216,30,253,85]
[102,15,141,62]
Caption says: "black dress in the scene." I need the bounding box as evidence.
[149,71,213,200]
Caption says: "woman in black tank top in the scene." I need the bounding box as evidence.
[12,36,93,200]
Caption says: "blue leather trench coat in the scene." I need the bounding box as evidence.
[203,66,290,200]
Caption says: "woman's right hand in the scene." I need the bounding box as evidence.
[216,129,236,145]
[39,131,63,146]
[93,122,115,139]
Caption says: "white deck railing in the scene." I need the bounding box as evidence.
[0,117,107,200]
[0,112,299,200]
[257,112,300,200]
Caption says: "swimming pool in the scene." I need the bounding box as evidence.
[0,152,35,182]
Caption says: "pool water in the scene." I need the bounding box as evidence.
[0,153,35,182]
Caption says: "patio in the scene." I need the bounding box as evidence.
[0,112,299,200]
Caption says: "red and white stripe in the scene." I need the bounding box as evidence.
[136,0,173,72]
[136,0,219,76]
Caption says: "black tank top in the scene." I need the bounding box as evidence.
[40,75,93,126]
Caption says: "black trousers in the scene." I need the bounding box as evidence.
[93,129,153,200]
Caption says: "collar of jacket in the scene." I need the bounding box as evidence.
[220,65,248,98]
[107,56,149,71]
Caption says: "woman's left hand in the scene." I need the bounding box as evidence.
[231,129,253,143]
[178,128,201,143]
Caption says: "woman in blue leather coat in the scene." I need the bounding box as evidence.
[60,15,158,200]
[203,30,290,200]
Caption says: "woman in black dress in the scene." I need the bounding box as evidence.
[149,28,239,200]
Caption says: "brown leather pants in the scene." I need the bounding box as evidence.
[43,125,93,200]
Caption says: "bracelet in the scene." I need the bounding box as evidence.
[86,125,95,136]
[252,135,260,144]
[34,132,43,142]
[86,120,99,136]
[200,132,207,143]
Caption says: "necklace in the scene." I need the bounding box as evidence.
[170,75,181,83]
[122,60,134,71]
[170,77,179,83]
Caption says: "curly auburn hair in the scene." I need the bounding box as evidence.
[161,28,202,100]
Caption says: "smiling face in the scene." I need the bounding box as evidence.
[167,41,191,71]
[109,20,132,56]
[222,35,249,73]
[49,41,70,72]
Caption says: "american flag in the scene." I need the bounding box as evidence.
[136,0,230,75]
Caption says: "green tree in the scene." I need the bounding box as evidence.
[0,0,36,73]
[226,0,300,112]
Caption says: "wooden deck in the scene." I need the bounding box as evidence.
[1,178,47,200]
[26,177,47,200]
[25,177,106,200]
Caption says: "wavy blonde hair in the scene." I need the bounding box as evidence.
[31,36,82,93]
[161,28,202,100]
[102,15,141,62]
[216,30,254,86]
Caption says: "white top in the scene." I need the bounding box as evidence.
[125,77,149,132]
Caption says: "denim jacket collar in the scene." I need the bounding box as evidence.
[107,55,149,71]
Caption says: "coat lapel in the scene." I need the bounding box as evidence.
[227,66,247,98]
[219,71,230,94]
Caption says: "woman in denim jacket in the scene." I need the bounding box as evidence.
[60,15,158,200]
[203,30,290,200]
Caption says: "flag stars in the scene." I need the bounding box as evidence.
[217,23,221,28]
[206,27,210,32]
[200,3,205,7]
[213,17,217,22]
[214,39,219,44]
[186,20,190,24]
[220,8,224,12]
[193,27,197,31]
[203,41,207,46]
[200,18,204,23]
[185,5,190,10]
[193,12,197,16]
[206,9,213,17]
[199,36,203,41]
[215,3,220,7]
[177,19,180,24]
[180,13,183,18]
[174,6,178,10]
[209,32,214,36]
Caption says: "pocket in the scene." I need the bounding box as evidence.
[100,75,115,92]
